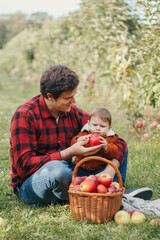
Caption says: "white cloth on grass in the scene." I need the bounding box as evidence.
[121,194,160,216]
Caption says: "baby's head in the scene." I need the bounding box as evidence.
[88,107,112,137]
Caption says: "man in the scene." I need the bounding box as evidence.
[10,65,152,206]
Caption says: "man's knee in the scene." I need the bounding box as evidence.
[42,160,72,184]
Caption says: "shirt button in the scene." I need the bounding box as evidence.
[83,164,85,167]
[88,166,90,169]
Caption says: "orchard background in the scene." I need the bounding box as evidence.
[0,0,160,140]
[0,0,160,239]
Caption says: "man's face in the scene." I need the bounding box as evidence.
[49,88,77,113]
[88,115,111,137]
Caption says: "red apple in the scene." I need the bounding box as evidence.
[96,184,108,193]
[80,179,96,193]
[142,120,147,127]
[111,182,119,190]
[150,119,158,129]
[86,175,99,185]
[114,210,131,225]
[73,176,87,185]
[107,185,119,193]
[141,133,149,141]
[136,119,142,128]
[124,209,131,216]
[131,210,146,224]
[98,173,112,187]
[72,185,81,191]
[88,134,101,147]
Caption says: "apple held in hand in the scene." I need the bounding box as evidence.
[98,173,112,187]
[73,176,87,185]
[114,210,131,225]
[131,210,146,224]
[88,134,101,147]
[96,184,108,193]
[80,179,96,193]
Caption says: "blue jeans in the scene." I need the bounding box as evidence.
[17,150,128,206]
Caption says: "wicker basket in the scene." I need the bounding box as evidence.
[68,156,125,224]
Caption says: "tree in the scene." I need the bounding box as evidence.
[120,0,160,125]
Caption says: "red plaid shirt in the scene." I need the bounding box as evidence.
[10,94,127,189]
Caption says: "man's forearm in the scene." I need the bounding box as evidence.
[98,159,120,179]
[60,146,74,160]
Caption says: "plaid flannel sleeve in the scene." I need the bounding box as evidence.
[10,111,61,179]
[114,135,127,165]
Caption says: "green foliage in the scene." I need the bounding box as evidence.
[120,0,160,126]
[0,0,159,134]
[0,0,138,100]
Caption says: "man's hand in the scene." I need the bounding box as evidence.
[76,134,91,142]
[60,137,101,160]
[71,138,102,156]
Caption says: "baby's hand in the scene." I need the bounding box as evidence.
[99,136,108,151]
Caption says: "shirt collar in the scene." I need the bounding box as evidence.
[39,94,67,119]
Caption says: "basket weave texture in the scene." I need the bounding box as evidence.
[68,156,125,224]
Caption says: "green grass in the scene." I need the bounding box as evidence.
[0,79,160,240]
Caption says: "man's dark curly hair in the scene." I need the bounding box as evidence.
[40,65,79,99]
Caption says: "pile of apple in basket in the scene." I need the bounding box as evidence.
[72,173,119,194]
[68,156,146,224]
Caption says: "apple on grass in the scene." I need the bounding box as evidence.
[73,176,87,185]
[96,184,108,193]
[131,210,146,224]
[114,210,131,225]
[0,217,7,227]
[124,209,131,216]
[141,133,149,141]
[88,134,101,147]
[98,173,112,187]
[80,179,96,193]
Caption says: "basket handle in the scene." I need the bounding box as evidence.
[72,156,123,189]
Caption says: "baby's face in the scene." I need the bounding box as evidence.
[88,115,110,137]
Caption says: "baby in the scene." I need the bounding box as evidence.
[71,107,118,171]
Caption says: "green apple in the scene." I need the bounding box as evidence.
[131,210,146,224]
[114,210,131,225]
[0,217,7,227]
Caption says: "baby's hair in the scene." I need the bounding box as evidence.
[90,107,112,126]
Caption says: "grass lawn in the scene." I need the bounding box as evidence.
[0,82,160,240]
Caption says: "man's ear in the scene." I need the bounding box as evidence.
[46,93,53,100]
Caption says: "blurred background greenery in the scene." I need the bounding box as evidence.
[0,0,160,136]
